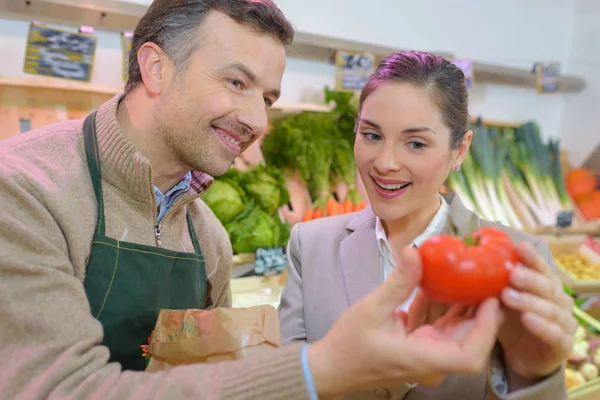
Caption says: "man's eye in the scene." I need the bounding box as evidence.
[229,79,244,89]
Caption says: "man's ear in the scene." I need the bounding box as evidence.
[137,42,169,96]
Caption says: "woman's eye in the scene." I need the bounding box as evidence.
[264,98,273,107]
[228,79,244,89]
[361,132,382,142]
[408,141,426,150]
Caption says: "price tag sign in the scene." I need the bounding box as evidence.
[23,22,97,82]
[534,62,560,93]
[452,58,474,89]
[556,210,574,228]
[334,50,375,92]
[121,32,134,82]
[254,247,286,275]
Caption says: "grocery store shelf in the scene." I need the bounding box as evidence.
[0,76,332,114]
[472,62,585,93]
[0,76,122,95]
[0,0,586,93]
[0,76,122,109]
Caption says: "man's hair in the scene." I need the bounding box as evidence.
[124,0,294,94]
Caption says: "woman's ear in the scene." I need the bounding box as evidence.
[454,130,472,168]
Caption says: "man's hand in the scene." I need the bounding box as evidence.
[307,247,504,398]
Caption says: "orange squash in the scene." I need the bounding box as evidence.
[566,169,597,200]
[578,198,600,221]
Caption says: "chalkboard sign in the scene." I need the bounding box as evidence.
[534,62,560,93]
[556,210,574,228]
[254,247,286,275]
[334,50,375,92]
[121,32,133,82]
[23,22,97,82]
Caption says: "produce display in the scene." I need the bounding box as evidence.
[202,165,291,254]
[418,227,518,305]
[447,119,578,230]
[262,88,366,221]
[566,169,600,222]
[556,253,600,281]
[566,324,600,390]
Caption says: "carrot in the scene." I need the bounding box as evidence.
[343,200,353,214]
[302,209,314,222]
[313,208,323,219]
[354,201,367,212]
[326,198,339,217]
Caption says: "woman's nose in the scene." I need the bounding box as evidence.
[373,146,402,174]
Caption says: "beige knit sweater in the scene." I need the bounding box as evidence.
[0,94,308,399]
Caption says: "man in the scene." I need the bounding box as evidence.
[0,1,507,399]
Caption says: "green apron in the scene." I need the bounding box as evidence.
[82,111,207,371]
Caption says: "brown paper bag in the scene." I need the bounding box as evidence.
[145,305,281,372]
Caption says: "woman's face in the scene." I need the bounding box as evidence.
[354,81,469,222]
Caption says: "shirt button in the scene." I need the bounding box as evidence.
[374,388,391,399]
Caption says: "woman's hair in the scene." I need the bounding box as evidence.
[359,51,469,149]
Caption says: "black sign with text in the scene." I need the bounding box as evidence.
[23,23,97,82]
[556,210,574,228]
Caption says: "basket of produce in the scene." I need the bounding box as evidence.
[548,236,600,295]
[566,307,600,399]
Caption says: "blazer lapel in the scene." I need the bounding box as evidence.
[441,192,482,236]
[339,206,381,306]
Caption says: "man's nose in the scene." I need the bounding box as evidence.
[237,96,269,137]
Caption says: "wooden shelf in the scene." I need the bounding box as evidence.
[0,0,586,94]
[0,76,121,110]
[0,76,332,113]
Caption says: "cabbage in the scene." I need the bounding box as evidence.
[241,165,290,215]
[226,208,281,254]
[201,180,245,224]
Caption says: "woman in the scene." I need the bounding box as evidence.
[278,51,574,400]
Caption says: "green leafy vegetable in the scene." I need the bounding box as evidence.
[201,180,246,224]
[241,164,290,215]
[226,207,282,254]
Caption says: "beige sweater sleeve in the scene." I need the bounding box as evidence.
[0,164,308,399]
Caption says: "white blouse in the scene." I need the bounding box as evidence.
[374,195,451,312]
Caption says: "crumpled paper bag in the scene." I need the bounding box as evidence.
[145,305,281,372]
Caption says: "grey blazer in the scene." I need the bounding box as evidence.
[278,193,567,400]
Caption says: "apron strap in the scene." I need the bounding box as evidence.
[83,112,106,236]
[186,209,202,255]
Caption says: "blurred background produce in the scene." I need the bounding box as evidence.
[202,165,291,255]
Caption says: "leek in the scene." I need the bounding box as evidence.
[470,122,509,225]
[548,138,573,209]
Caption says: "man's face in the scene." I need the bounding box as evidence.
[154,11,287,176]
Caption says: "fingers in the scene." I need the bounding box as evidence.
[369,247,422,314]
[521,311,574,354]
[407,291,429,331]
[422,298,503,374]
[501,288,577,336]
[517,242,550,275]
[395,309,409,326]
[457,298,503,354]
[509,265,572,309]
